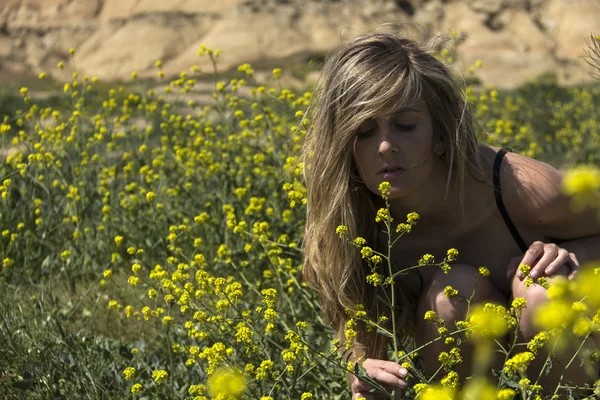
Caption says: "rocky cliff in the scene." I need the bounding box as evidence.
[0,0,598,88]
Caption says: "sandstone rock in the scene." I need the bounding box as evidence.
[0,0,596,88]
[542,0,600,59]
[76,13,216,80]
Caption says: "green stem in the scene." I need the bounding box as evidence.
[552,333,591,396]
[384,208,400,363]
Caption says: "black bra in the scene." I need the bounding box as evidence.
[493,148,529,253]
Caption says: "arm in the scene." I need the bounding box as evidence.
[553,234,600,266]
[501,152,600,277]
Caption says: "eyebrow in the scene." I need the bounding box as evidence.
[395,107,421,113]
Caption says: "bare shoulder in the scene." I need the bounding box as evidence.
[499,149,562,215]
[489,146,600,239]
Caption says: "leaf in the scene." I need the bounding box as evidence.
[503,379,522,390]
[343,351,353,364]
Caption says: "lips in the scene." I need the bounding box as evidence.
[377,164,404,174]
[378,165,406,181]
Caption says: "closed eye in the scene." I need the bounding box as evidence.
[356,129,374,138]
[396,123,416,132]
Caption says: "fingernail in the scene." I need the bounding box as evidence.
[398,368,407,377]
[398,379,407,388]
[517,271,522,279]
[530,271,537,279]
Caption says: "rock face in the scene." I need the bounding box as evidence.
[0,0,598,88]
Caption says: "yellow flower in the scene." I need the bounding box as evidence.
[478,266,490,277]
[441,371,459,389]
[562,165,600,196]
[366,272,383,287]
[446,248,459,262]
[511,297,527,311]
[353,237,366,246]
[533,300,573,330]
[503,352,535,375]
[375,207,392,223]
[572,264,600,307]
[151,369,168,385]
[443,286,459,298]
[360,246,373,259]
[572,316,592,336]
[419,254,435,265]
[418,385,455,400]
[547,276,569,300]
[468,304,509,340]
[460,378,496,400]
[496,388,516,400]
[378,181,391,198]
[207,368,245,398]
[424,311,439,323]
[123,367,136,380]
[527,331,550,355]
[335,225,348,238]
[130,383,143,394]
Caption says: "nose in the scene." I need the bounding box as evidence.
[377,124,399,156]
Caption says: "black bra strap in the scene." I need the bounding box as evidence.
[493,149,529,253]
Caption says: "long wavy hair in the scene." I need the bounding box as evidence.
[300,31,488,361]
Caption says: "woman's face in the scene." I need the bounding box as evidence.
[351,99,438,200]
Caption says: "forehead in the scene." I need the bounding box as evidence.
[363,97,429,122]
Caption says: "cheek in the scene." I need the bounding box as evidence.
[351,140,365,171]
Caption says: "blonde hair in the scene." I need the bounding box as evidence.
[300,31,486,360]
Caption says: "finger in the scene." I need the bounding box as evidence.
[363,359,409,380]
[543,248,570,276]
[529,244,558,279]
[366,368,407,389]
[567,253,580,280]
[517,242,544,279]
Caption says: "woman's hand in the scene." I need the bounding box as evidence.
[505,241,580,281]
[350,358,408,400]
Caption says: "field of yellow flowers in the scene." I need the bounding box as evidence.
[0,36,599,400]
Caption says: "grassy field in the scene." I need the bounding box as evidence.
[0,38,599,400]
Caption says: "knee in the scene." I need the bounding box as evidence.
[417,264,503,328]
[511,266,569,340]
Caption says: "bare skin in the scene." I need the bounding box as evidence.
[349,106,600,397]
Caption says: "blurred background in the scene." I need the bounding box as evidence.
[0,0,598,89]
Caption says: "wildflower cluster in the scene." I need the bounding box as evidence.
[0,34,599,400]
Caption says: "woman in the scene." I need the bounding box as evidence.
[300,31,600,399]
